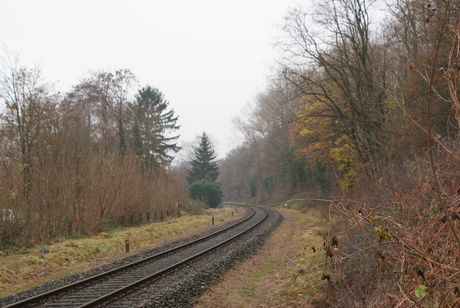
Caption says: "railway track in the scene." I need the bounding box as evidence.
[4,204,272,308]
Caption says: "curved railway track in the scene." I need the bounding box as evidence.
[5,204,271,308]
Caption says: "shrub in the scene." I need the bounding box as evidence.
[188,180,223,208]
[181,200,208,215]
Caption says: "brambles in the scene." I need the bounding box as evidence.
[319,152,460,306]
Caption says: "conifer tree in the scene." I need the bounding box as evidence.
[132,85,180,168]
[187,132,220,184]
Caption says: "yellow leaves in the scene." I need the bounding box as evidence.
[299,128,314,137]
[330,135,358,190]
[293,96,358,190]
[291,98,336,165]
[291,92,357,190]
[331,146,352,171]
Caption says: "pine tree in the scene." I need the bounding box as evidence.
[131,85,180,168]
[187,132,220,184]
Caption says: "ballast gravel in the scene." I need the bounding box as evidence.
[0,206,282,308]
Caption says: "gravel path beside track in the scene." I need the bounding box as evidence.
[194,207,329,307]
[1,206,282,308]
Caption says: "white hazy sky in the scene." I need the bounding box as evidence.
[0,0,302,159]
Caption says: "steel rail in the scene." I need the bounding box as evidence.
[4,204,266,308]
[79,206,268,308]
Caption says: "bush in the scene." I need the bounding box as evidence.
[181,200,208,215]
[188,180,223,208]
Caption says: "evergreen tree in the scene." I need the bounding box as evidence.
[132,85,180,168]
[187,132,220,184]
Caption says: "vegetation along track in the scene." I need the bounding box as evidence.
[3,204,280,308]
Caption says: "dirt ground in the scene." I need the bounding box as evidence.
[193,207,329,308]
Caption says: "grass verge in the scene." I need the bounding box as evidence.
[0,207,239,297]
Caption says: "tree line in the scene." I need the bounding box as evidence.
[0,52,188,245]
[218,0,460,305]
[220,0,458,204]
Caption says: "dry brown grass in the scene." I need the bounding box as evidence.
[0,207,240,297]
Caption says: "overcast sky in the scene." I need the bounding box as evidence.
[0,0,302,159]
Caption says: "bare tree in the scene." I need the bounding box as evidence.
[0,50,56,214]
[279,0,388,179]
[223,78,316,202]
[64,69,137,157]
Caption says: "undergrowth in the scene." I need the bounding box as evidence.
[317,150,460,307]
[312,2,460,306]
